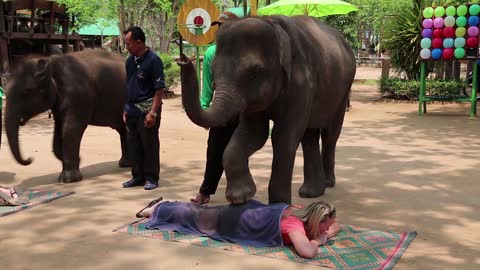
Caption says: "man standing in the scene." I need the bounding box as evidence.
[122,26,165,190]
[191,11,239,204]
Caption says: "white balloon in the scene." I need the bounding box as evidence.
[420,49,431,59]
[444,16,456,27]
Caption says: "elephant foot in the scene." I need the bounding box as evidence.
[326,175,336,188]
[225,178,256,204]
[299,182,326,198]
[59,170,83,183]
[118,157,133,168]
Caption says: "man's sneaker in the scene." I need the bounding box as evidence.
[122,179,145,188]
[144,181,159,190]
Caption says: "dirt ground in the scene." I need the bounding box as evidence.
[1,66,479,270]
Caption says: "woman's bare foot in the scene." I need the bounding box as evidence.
[136,197,163,218]
[0,186,18,199]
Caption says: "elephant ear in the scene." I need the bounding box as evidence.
[272,23,292,83]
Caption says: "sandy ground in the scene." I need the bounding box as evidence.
[1,66,479,270]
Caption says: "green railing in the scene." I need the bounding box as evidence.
[418,61,478,117]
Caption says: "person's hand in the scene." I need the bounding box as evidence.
[317,233,328,246]
[123,112,127,123]
[144,113,156,128]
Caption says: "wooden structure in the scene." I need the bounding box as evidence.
[0,0,82,87]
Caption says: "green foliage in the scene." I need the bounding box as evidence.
[57,0,117,29]
[321,14,358,50]
[379,77,465,100]
[160,54,181,90]
[383,0,422,80]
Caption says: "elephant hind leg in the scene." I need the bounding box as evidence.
[299,128,326,198]
[53,113,63,162]
[116,125,133,167]
[321,127,341,187]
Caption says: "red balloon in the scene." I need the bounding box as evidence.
[433,29,443,38]
[432,38,443,48]
[443,27,455,38]
[442,48,454,59]
[467,37,478,48]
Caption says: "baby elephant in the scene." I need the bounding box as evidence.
[178,15,355,204]
[5,50,131,183]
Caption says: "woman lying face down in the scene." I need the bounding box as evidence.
[137,198,340,259]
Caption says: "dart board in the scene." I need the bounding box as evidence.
[177,0,220,46]
[420,4,480,60]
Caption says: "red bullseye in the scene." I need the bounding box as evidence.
[193,16,204,26]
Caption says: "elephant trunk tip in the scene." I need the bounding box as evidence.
[19,157,33,166]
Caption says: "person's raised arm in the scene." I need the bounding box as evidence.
[288,231,319,259]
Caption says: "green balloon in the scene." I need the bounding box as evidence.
[423,7,434,18]
[469,4,480,16]
[456,27,467,37]
[434,6,445,17]
[454,47,465,58]
[446,6,456,16]
[421,38,432,49]
[457,5,468,16]
[456,16,467,27]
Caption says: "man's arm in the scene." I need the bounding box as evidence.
[145,55,166,128]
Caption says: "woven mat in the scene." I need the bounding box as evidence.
[0,189,75,217]
[113,218,416,270]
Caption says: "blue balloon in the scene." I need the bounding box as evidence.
[468,16,480,26]
[443,38,454,48]
[431,48,442,59]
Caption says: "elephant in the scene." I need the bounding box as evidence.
[178,15,356,204]
[5,50,131,183]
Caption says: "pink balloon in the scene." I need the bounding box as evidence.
[423,19,433,29]
[434,17,444,28]
[468,26,479,37]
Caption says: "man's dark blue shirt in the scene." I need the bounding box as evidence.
[125,49,166,116]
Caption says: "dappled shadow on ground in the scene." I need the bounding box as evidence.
[1,77,479,269]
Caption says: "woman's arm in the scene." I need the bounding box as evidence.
[326,222,341,238]
[288,231,319,259]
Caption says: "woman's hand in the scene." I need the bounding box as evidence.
[317,233,329,246]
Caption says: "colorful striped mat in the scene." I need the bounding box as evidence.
[113,218,416,270]
[0,189,75,217]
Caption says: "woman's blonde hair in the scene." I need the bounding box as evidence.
[289,201,336,240]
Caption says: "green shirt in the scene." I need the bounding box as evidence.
[200,45,216,109]
[0,86,4,109]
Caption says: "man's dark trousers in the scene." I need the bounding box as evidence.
[199,120,238,195]
[126,114,161,184]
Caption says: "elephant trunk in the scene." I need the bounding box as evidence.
[180,61,246,128]
[5,106,32,165]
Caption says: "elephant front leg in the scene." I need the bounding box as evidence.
[224,115,269,204]
[58,121,88,183]
[299,128,326,198]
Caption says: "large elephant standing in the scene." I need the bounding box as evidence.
[178,15,356,204]
[5,50,130,183]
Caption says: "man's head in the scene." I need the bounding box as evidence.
[124,26,146,57]
[211,11,239,27]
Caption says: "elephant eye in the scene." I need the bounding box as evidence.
[247,65,263,81]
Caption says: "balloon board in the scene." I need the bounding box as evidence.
[177,0,220,46]
[420,4,480,60]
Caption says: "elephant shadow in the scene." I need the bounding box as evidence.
[16,161,129,189]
